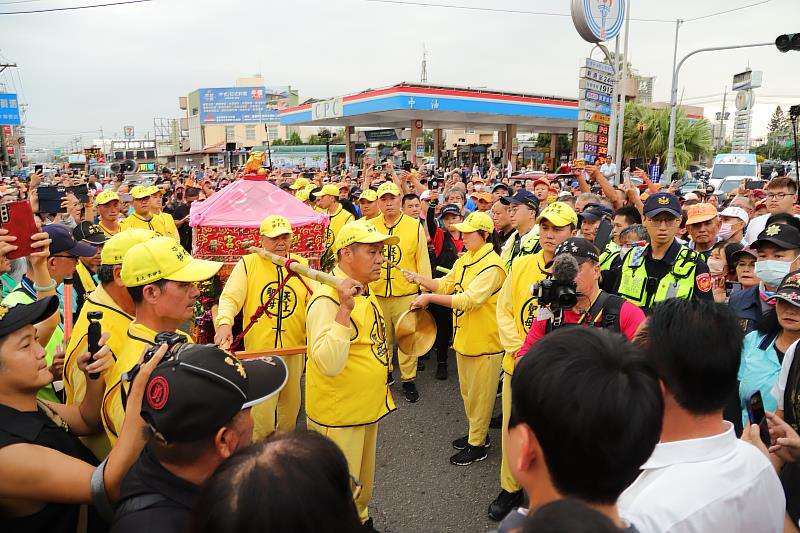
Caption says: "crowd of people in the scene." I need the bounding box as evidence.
[2,155,800,533]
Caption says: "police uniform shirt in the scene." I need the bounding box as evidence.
[613,239,713,302]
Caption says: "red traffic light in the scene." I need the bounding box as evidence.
[776,33,800,52]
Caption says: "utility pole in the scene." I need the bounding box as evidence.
[420,43,428,84]
[717,86,727,152]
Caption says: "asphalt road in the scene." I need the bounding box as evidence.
[369,355,506,533]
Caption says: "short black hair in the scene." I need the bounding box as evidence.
[97,264,115,285]
[511,327,662,505]
[522,499,619,533]
[402,193,419,205]
[646,299,742,414]
[127,279,169,305]
[614,205,642,226]
[190,430,361,533]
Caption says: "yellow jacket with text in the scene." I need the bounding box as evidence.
[370,213,432,297]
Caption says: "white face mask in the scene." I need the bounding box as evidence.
[474,184,483,192]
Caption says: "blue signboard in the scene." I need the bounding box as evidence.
[199,87,280,124]
[0,93,21,125]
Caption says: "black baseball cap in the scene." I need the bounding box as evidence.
[551,237,600,265]
[44,224,97,257]
[492,183,510,194]
[768,270,800,308]
[752,223,800,250]
[73,221,110,246]
[0,296,59,338]
[500,190,540,211]
[643,192,681,218]
[440,204,462,218]
[580,203,613,222]
[141,344,288,443]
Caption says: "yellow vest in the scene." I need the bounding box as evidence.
[101,321,192,443]
[120,212,164,235]
[98,222,119,237]
[370,213,424,297]
[156,212,180,240]
[63,284,133,458]
[502,250,548,374]
[75,261,97,299]
[237,253,311,350]
[324,204,354,250]
[305,277,396,427]
[617,243,700,310]
[451,243,506,357]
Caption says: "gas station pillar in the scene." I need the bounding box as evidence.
[410,120,423,166]
[433,128,443,168]
[572,128,578,159]
[505,124,517,172]
[549,133,558,172]
[345,125,355,166]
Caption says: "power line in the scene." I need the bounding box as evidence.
[684,0,773,22]
[0,0,43,4]
[0,0,152,15]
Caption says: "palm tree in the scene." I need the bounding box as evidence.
[621,103,712,173]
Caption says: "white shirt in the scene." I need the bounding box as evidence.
[743,212,800,245]
[619,422,784,533]
[600,162,618,178]
[772,338,800,410]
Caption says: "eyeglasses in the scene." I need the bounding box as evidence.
[766,192,794,200]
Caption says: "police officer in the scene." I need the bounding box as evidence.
[215,215,314,439]
[371,182,432,402]
[613,192,713,310]
[499,190,540,271]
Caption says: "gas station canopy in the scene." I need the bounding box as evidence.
[280,82,579,134]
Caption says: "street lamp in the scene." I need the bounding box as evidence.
[663,39,774,183]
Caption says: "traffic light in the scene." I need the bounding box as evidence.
[776,33,800,52]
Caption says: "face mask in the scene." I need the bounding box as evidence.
[755,259,795,287]
[474,184,483,191]
[718,223,736,241]
[707,258,727,275]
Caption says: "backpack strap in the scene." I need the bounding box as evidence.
[114,493,170,522]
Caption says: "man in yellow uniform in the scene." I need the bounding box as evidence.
[62,228,155,459]
[214,215,314,440]
[100,236,222,443]
[490,201,578,521]
[120,185,164,235]
[306,219,398,531]
[318,183,355,250]
[95,190,122,237]
[371,181,432,402]
[148,185,180,240]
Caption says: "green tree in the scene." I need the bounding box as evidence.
[271,138,284,146]
[286,131,302,145]
[621,103,712,173]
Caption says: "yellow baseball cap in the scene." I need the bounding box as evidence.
[320,184,340,197]
[130,185,152,200]
[334,219,399,252]
[359,189,378,202]
[377,182,401,198]
[101,229,157,265]
[452,211,494,233]
[147,185,164,196]
[536,202,578,227]
[95,190,120,206]
[259,215,293,238]
[121,236,223,287]
[290,177,310,190]
[295,188,311,202]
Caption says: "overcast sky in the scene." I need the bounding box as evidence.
[2,0,798,150]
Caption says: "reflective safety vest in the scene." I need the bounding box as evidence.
[599,241,621,271]
[305,280,396,427]
[501,227,540,272]
[617,243,700,310]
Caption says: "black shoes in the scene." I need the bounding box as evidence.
[488,489,524,521]
[402,381,419,403]
[362,518,380,532]
[452,434,490,450]
[450,444,488,466]
[435,362,448,380]
[387,370,395,386]
[417,360,425,371]
[489,413,502,429]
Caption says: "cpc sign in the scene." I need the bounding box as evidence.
[571,0,626,43]
[312,97,344,121]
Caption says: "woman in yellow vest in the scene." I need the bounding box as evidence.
[214,215,314,440]
[406,211,507,466]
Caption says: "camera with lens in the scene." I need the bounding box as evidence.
[530,278,578,311]
[142,331,189,364]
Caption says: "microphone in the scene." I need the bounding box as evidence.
[551,254,579,285]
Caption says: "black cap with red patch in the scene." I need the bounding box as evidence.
[140,344,287,443]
